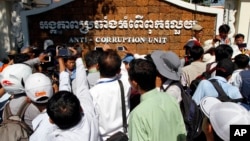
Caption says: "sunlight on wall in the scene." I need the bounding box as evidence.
[0,1,10,59]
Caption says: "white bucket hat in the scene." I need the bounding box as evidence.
[200,97,250,141]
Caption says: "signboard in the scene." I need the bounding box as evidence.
[22,0,223,56]
[38,15,197,44]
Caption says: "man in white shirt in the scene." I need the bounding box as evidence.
[46,91,99,141]
[0,64,39,129]
[90,49,131,140]
[229,54,249,88]
[24,73,54,141]
[30,51,100,141]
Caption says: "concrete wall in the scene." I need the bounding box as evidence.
[0,1,11,59]
[236,0,250,46]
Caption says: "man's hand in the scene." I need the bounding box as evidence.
[68,47,78,56]
[123,46,135,55]
[71,46,83,58]
[38,53,48,62]
[213,35,221,43]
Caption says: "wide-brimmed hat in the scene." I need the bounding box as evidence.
[151,50,181,80]
[200,97,250,141]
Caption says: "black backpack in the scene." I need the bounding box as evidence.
[209,79,243,103]
[239,70,250,107]
[164,81,204,141]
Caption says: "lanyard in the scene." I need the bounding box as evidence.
[96,78,117,84]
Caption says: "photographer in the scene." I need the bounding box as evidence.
[30,44,100,141]
[57,45,80,93]
[234,33,248,53]
[212,24,231,47]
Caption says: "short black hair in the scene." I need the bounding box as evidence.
[84,50,101,68]
[128,59,156,91]
[215,44,233,62]
[63,56,77,62]
[183,40,201,56]
[234,54,249,69]
[98,50,121,77]
[219,24,230,34]
[216,58,235,78]
[190,46,204,61]
[234,33,245,40]
[47,91,82,129]
[13,53,30,63]
[1,57,9,64]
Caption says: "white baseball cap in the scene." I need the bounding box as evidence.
[200,97,250,141]
[25,73,53,103]
[0,64,32,95]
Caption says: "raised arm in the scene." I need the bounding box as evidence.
[75,47,100,141]
[57,52,72,92]
[75,56,96,116]
[24,53,47,67]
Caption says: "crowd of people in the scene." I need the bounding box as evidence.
[0,23,250,141]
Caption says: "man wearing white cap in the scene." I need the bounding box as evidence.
[25,73,54,141]
[0,64,40,129]
[25,73,53,105]
[29,52,100,141]
[190,24,203,43]
[182,24,204,67]
[200,96,250,141]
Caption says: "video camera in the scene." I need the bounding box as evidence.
[44,52,52,62]
[57,45,72,57]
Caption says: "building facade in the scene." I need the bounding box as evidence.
[0,0,248,59]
